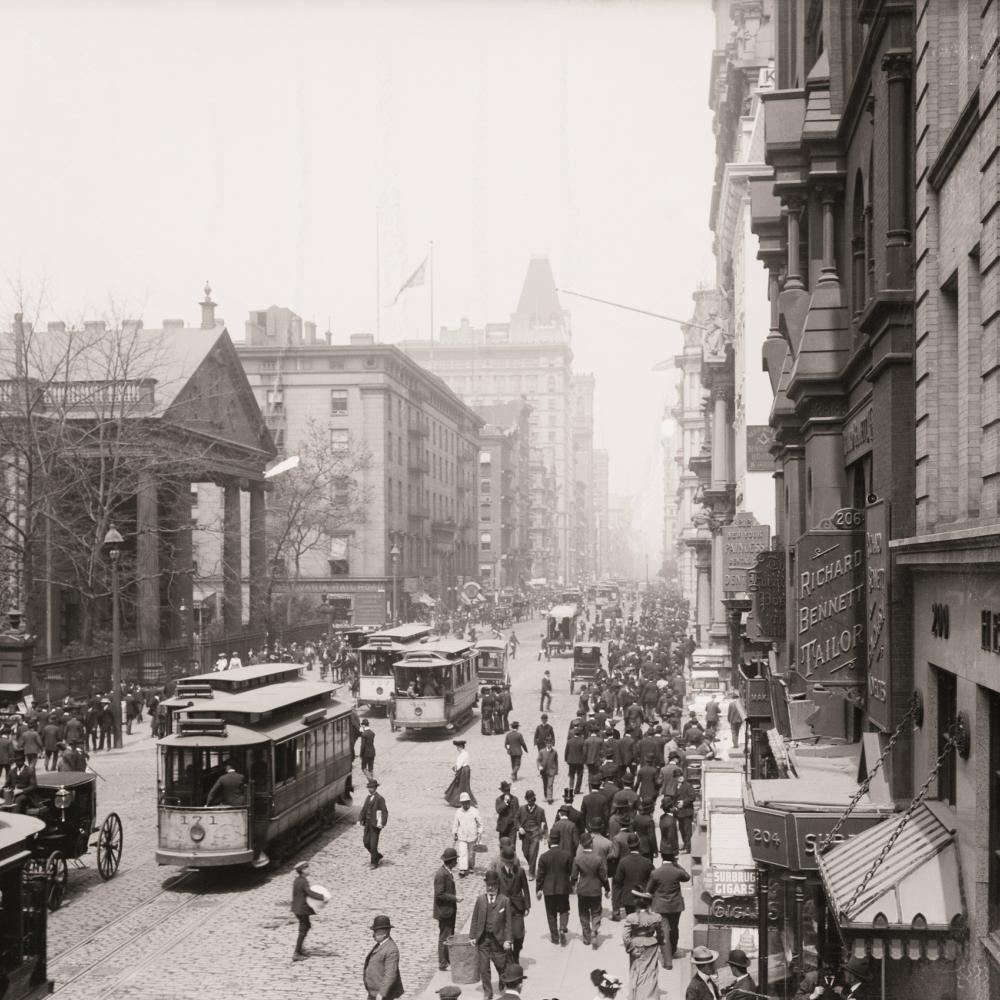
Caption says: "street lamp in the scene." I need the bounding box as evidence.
[103,525,125,750]
[390,542,400,623]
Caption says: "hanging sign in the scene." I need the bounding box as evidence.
[865,501,890,730]
[796,523,866,684]
[746,425,777,472]
[748,549,786,641]
[723,513,771,594]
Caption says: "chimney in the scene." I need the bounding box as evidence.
[122,319,143,334]
[305,321,317,344]
[47,322,66,333]
[21,321,33,335]
[163,319,185,330]
[84,320,107,334]
[350,333,375,345]
[324,329,333,346]
[200,281,216,329]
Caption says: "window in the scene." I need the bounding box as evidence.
[935,666,957,805]
[480,479,491,494]
[329,536,349,575]
[261,360,277,372]
[480,531,492,551]
[330,389,348,415]
[989,690,1000,931]
[266,389,283,412]
[480,451,492,465]
[330,429,349,453]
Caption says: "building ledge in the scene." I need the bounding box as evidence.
[891,523,1000,565]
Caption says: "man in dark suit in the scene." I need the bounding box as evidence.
[515,790,547,878]
[533,714,554,751]
[433,847,460,971]
[571,830,609,947]
[685,946,721,1000]
[583,729,603,788]
[559,787,585,833]
[549,804,579,856]
[358,719,376,780]
[724,948,757,999]
[363,914,404,1000]
[674,775,698,854]
[495,781,520,846]
[359,778,388,868]
[565,725,586,793]
[646,855,690,965]
[535,832,572,945]
[503,723,528,782]
[469,870,512,1000]
[290,861,326,960]
[581,781,611,834]
[205,762,245,806]
[612,832,654,920]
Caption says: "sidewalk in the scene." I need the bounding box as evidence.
[416,858,695,999]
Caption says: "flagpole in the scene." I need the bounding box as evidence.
[375,206,381,340]
[429,241,435,344]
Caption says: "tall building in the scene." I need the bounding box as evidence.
[400,257,592,584]
[593,449,610,579]
[222,307,482,625]
[607,494,642,582]
[474,400,531,590]
[571,374,596,584]
[893,2,1000,994]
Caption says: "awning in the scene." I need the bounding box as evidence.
[817,803,964,935]
[412,592,436,608]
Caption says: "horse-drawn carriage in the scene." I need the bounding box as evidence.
[570,641,603,694]
[1,772,123,910]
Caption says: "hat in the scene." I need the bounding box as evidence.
[441,847,459,863]
[293,861,310,872]
[367,778,379,788]
[459,792,471,803]
[501,846,516,862]
[13,748,25,758]
[499,781,511,792]
[524,789,536,800]
[371,914,392,932]
[844,956,872,982]
[626,833,640,849]
[484,870,499,884]
[726,948,750,971]
[691,946,719,966]
[453,739,467,747]
[437,988,462,999]
[499,963,526,985]
[510,720,519,728]
[562,787,574,802]
[540,713,548,721]
[361,719,370,727]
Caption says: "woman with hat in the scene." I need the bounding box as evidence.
[621,888,669,1000]
[589,968,623,999]
[723,948,757,999]
[445,739,477,807]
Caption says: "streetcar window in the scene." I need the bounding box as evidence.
[361,650,397,676]
[275,739,297,784]
[334,718,348,757]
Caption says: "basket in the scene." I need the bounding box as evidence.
[445,934,479,984]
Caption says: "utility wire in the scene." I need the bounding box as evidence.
[556,289,710,331]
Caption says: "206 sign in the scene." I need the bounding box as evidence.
[831,507,863,530]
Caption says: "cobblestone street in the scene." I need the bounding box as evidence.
[47,619,580,1000]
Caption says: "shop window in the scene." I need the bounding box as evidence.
[989,689,1000,931]
[935,666,957,805]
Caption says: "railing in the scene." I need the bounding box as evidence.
[31,619,336,702]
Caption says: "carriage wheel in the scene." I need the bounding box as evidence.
[45,852,68,911]
[96,812,123,880]
[570,677,575,694]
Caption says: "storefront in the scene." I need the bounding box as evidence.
[743,762,892,997]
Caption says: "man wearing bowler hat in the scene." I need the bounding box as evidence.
[724,948,757,999]
[469,869,512,1000]
[359,778,388,868]
[434,847,460,972]
[685,945,721,1000]
[497,962,526,999]
[363,914,404,1000]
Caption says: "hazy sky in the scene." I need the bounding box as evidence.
[1,0,717,558]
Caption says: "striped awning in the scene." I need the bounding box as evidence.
[817,803,964,934]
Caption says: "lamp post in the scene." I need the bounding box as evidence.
[390,542,400,623]
[103,526,124,750]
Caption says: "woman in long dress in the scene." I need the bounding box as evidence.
[444,739,477,807]
[622,889,668,1000]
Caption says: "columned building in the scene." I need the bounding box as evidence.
[571,374,596,585]
[400,258,592,584]
[232,308,482,625]
[593,449,610,580]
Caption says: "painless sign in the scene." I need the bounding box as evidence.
[723,513,771,594]
[796,530,866,683]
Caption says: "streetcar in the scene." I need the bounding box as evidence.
[0,813,51,1000]
[389,639,479,732]
[356,624,435,711]
[474,637,511,688]
[155,663,354,868]
[545,604,579,657]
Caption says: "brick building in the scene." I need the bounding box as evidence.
[225,308,482,625]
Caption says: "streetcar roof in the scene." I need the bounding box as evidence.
[0,683,30,694]
[0,813,46,853]
[258,704,350,742]
[157,723,270,748]
[549,604,578,617]
[176,663,303,690]
[182,681,339,720]
[367,624,435,642]
[474,639,508,651]
[412,638,475,656]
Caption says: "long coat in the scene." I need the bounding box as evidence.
[363,936,404,1000]
[433,864,458,921]
[495,863,530,939]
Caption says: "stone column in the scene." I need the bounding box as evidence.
[136,469,160,647]
[165,481,194,645]
[710,526,727,640]
[712,391,730,490]
[695,545,712,645]
[883,50,913,289]
[248,482,267,627]
[804,417,848,526]
[223,481,243,636]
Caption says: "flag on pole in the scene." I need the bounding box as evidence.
[392,256,428,304]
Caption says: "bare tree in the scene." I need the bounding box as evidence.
[264,418,372,627]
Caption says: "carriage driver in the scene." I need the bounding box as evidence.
[4,749,37,812]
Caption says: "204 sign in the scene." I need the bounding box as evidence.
[751,826,782,848]
[831,507,863,530]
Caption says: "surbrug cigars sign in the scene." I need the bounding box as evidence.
[796,529,866,681]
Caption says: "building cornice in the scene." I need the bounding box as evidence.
[928,89,980,193]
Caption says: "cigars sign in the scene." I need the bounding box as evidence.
[796,512,866,685]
